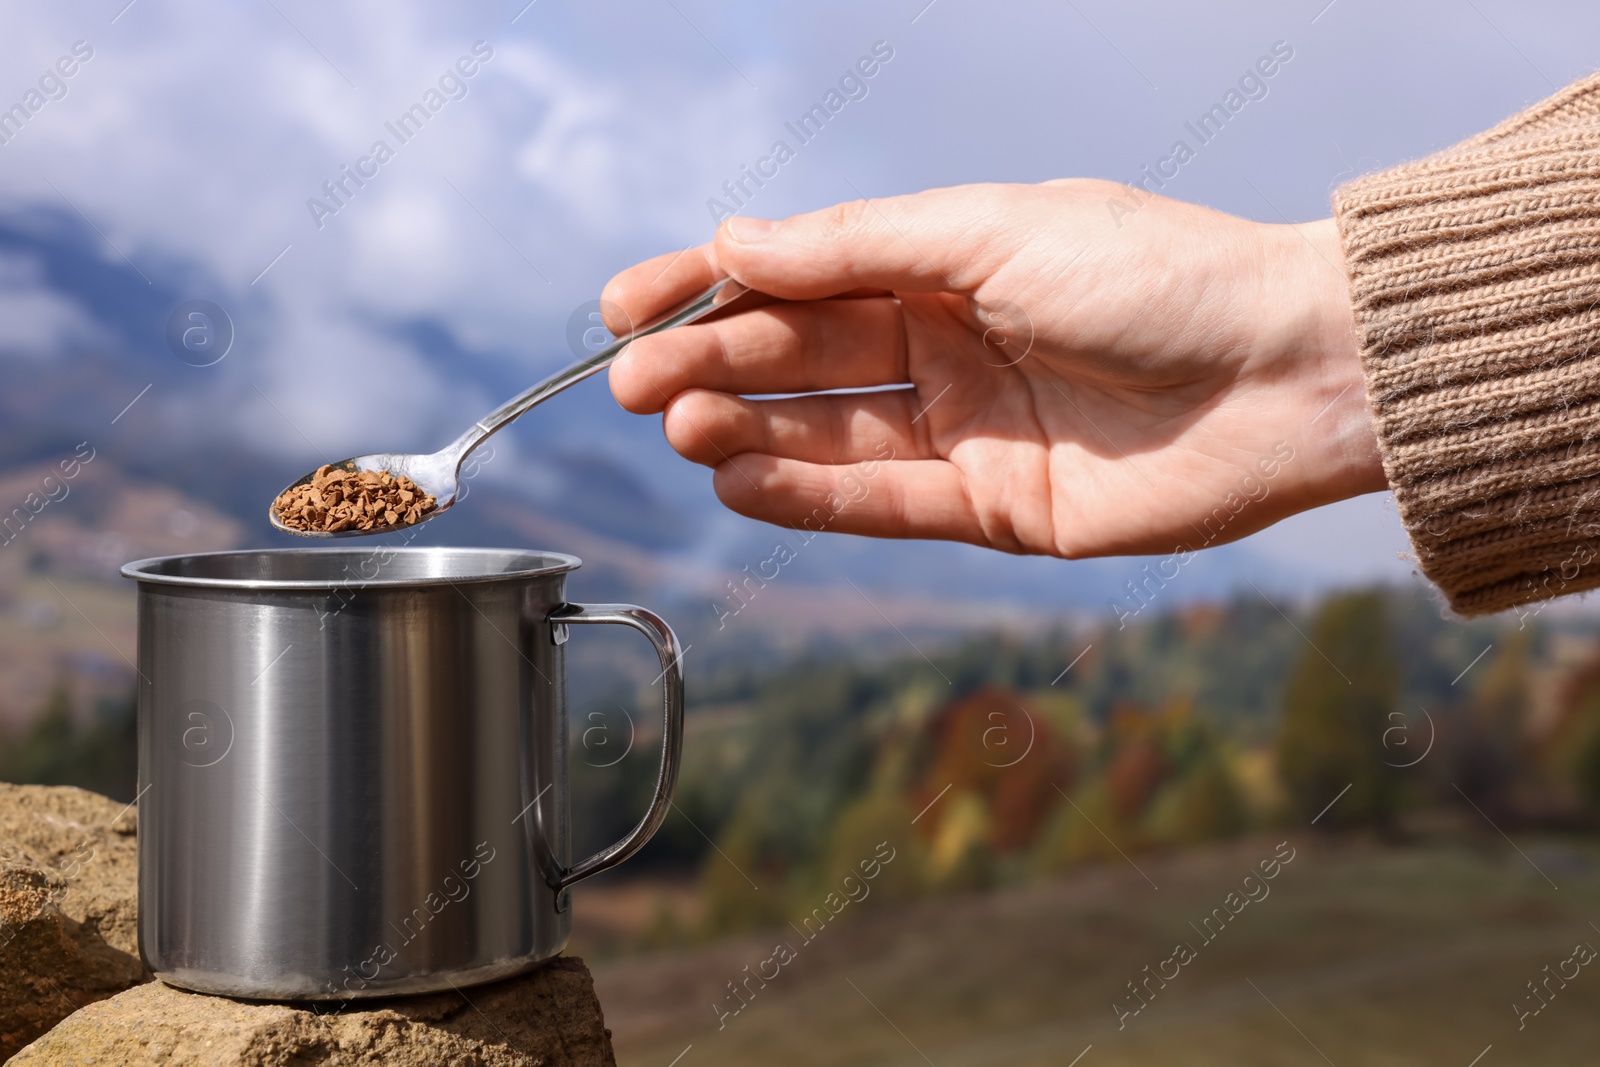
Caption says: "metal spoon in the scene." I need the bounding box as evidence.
[269,277,762,538]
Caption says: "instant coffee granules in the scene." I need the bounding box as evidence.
[272,464,437,532]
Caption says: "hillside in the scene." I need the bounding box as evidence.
[0,458,245,726]
[584,834,1600,1066]
[0,207,1408,686]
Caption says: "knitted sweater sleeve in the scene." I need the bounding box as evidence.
[1334,73,1600,617]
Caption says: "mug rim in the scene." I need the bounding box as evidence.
[120,546,582,591]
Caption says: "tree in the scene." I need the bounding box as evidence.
[1548,645,1600,821]
[908,689,1075,855]
[1276,590,1402,830]
[698,795,793,935]
[1029,776,1130,875]
[0,685,137,801]
[822,789,928,905]
[1447,634,1531,819]
[1144,749,1247,845]
[1102,703,1169,823]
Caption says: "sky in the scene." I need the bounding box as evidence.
[0,0,1596,607]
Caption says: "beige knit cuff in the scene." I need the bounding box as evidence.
[1335,72,1600,617]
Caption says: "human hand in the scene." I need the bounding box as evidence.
[603,181,1385,558]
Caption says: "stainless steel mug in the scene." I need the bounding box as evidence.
[120,547,683,1000]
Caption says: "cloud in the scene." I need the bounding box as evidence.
[5,0,1598,594]
[0,250,104,356]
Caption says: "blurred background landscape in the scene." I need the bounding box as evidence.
[5,1,1600,1063]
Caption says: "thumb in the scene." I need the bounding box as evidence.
[713,184,1018,300]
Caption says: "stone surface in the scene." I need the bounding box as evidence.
[0,782,145,1059]
[12,956,617,1066]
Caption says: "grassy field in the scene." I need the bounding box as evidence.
[584,832,1600,1066]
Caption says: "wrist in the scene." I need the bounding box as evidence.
[1271,217,1389,512]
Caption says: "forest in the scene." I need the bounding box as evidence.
[11,582,1600,949]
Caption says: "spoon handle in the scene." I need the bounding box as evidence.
[446,278,762,461]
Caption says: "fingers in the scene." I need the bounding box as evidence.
[601,183,1029,337]
[609,297,907,414]
[599,242,720,335]
[662,388,934,468]
[711,454,986,546]
[712,184,1023,300]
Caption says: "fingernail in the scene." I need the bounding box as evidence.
[725,216,777,244]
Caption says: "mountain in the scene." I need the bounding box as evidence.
[0,206,1385,727]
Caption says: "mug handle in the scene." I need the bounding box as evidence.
[547,602,685,892]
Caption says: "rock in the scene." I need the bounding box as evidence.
[12,955,617,1066]
[0,783,145,1059]
[1,784,616,1064]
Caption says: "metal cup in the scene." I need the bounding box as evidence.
[120,547,683,1000]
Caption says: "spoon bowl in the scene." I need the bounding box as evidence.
[268,278,765,538]
[267,448,463,538]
